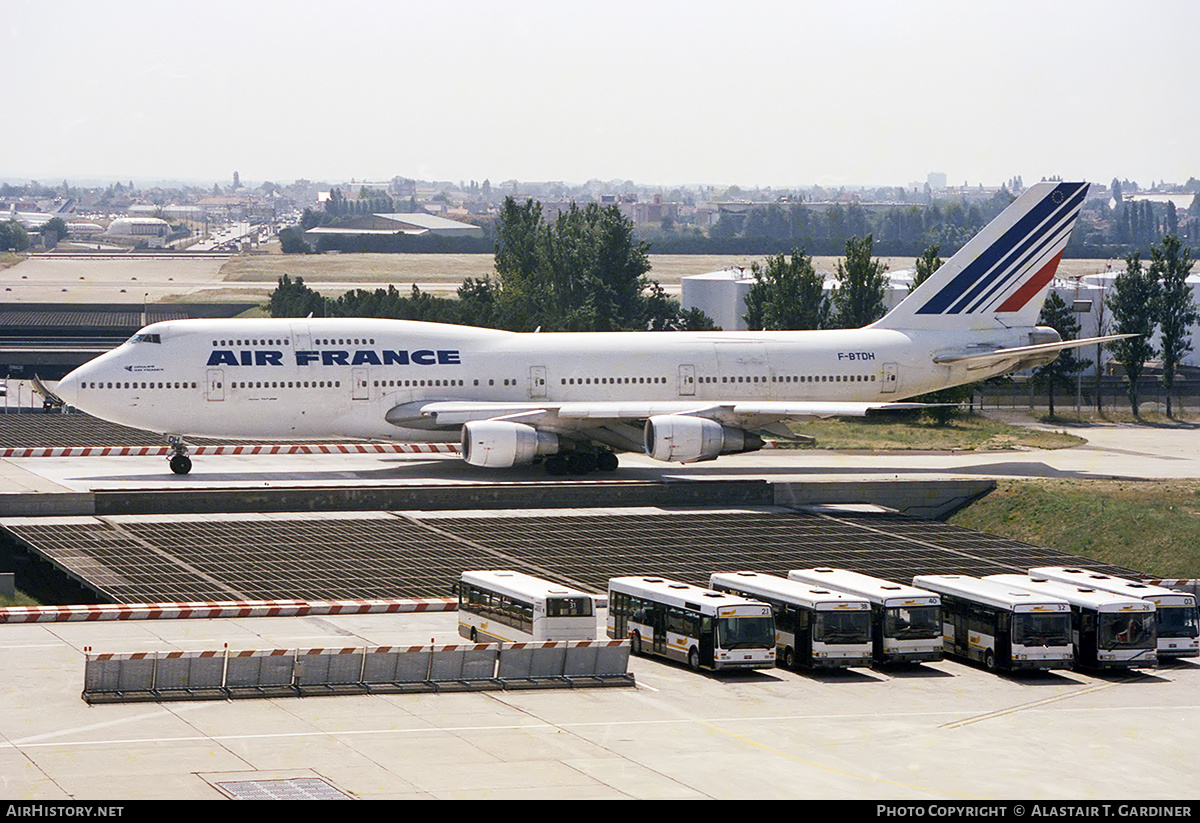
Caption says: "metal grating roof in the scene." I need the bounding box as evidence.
[0,508,1140,604]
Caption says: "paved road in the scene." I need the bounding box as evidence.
[3,412,1198,495]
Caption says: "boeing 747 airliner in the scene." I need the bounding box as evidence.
[55,181,1125,475]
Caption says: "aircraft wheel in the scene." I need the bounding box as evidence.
[597,451,619,472]
[564,452,593,474]
[169,454,192,475]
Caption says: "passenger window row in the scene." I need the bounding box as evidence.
[81,382,196,390]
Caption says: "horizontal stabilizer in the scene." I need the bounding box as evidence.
[932,334,1134,369]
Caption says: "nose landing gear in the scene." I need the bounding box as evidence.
[166,435,192,475]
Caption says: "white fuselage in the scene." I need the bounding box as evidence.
[56,316,1031,444]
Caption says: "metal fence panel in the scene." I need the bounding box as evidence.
[226,652,293,689]
[84,640,632,703]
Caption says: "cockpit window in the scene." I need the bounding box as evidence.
[128,333,161,344]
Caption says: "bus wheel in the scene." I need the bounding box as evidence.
[470,627,478,642]
[984,650,996,671]
[688,648,701,672]
[630,632,642,655]
[782,647,795,669]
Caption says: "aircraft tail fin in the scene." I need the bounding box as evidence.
[54,199,77,215]
[874,181,1089,331]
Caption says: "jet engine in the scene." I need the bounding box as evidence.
[643,415,763,463]
[460,420,559,468]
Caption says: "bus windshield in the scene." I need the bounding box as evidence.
[1013,612,1072,647]
[1100,612,1157,649]
[884,605,940,640]
[1158,606,1200,638]
[715,616,775,650]
[814,610,871,644]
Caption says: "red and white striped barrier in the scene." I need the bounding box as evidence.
[0,443,460,458]
[0,597,457,623]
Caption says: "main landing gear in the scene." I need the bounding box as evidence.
[166,435,192,475]
[542,449,619,476]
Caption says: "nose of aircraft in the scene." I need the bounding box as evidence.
[56,367,82,408]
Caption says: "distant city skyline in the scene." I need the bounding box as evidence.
[4,1,1198,189]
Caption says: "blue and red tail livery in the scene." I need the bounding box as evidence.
[877,182,1088,331]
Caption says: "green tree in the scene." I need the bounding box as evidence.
[910,244,942,292]
[830,235,889,328]
[268,274,326,318]
[0,220,30,252]
[1150,235,1197,418]
[743,249,828,330]
[674,306,721,331]
[278,226,311,254]
[492,197,658,332]
[1031,292,1091,418]
[1107,252,1159,417]
[41,216,68,248]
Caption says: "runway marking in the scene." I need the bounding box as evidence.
[940,678,1131,729]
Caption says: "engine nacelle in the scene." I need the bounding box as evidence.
[460,420,559,468]
[643,415,763,463]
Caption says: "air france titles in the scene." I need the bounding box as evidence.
[205,347,462,368]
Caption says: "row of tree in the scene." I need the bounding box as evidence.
[647,191,1200,259]
[1106,235,1197,417]
[742,238,889,331]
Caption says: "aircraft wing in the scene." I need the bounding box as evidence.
[390,399,928,431]
[932,334,1134,371]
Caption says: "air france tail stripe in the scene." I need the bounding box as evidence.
[994,250,1065,313]
[937,182,1085,314]
[943,183,1085,315]
[957,211,1077,315]
[955,187,1085,314]
[916,182,1087,315]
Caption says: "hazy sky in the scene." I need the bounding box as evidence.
[4,0,1197,189]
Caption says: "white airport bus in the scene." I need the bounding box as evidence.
[985,574,1157,669]
[607,576,775,671]
[455,570,598,643]
[1028,567,1199,659]
[709,571,872,669]
[786,568,943,664]
[912,574,1073,671]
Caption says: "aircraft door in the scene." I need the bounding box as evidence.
[290,323,310,351]
[881,363,899,394]
[352,367,369,400]
[206,369,224,402]
[530,366,547,399]
[714,342,771,397]
[678,364,696,396]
